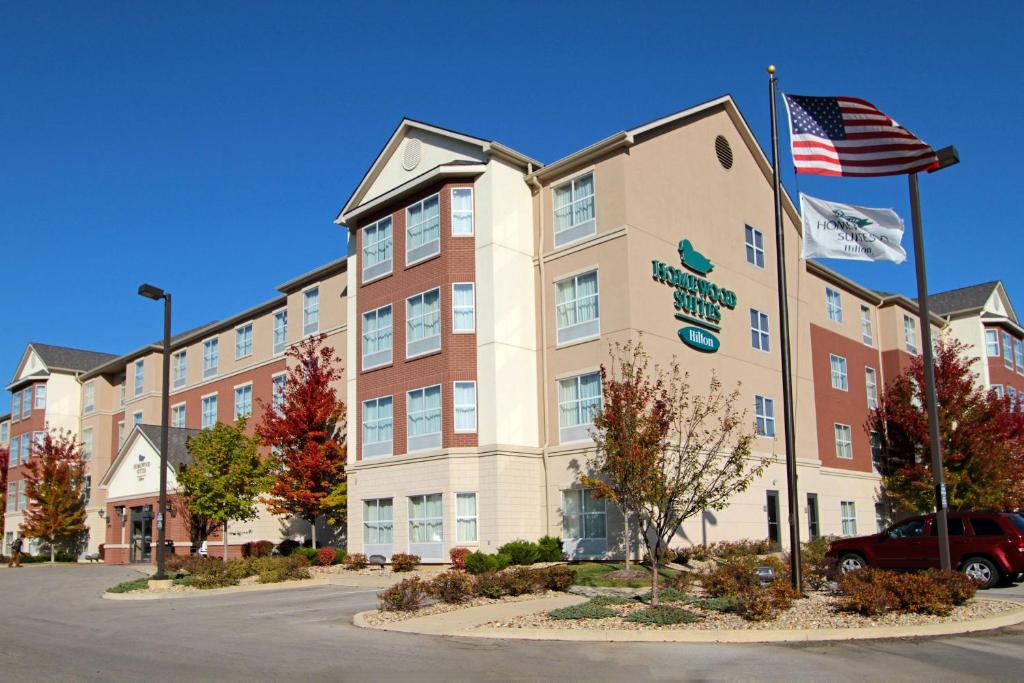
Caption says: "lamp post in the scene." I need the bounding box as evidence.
[138,283,171,580]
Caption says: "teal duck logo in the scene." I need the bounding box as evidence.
[831,209,872,230]
[678,239,714,275]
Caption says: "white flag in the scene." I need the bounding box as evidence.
[800,193,907,264]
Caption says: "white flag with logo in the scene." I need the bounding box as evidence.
[800,193,907,264]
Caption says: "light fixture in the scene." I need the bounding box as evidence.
[137,283,166,300]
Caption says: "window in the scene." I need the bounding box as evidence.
[452,283,475,333]
[750,309,770,352]
[563,489,606,539]
[841,501,858,536]
[21,435,31,464]
[755,395,775,437]
[993,384,1004,399]
[5,483,15,513]
[830,354,848,391]
[117,421,125,448]
[0,422,7,443]
[407,385,442,452]
[236,323,253,359]
[905,315,919,354]
[303,287,320,335]
[860,306,873,346]
[34,386,46,409]
[888,518,925,538]
[454,381,477,433]
[363,498,393,552]
[970,517,1006,537]
[272,374,287,412]
[9,436,18,467]
[745,225,765,268]
[406,289,441,358]
[234,384,253,419]
[11,392,20,422]
[865,367,878,409]
[986,329,1000,357]
[931,518,965,536]
[807,493,819,541]
[82,428,93,461]
[558,372,602,443]
[134,360,145,397]
[361,305,393,370]
[173,352,187,389]
[201,395,218,429]
[826,288,843,323]
[870,431,883,471]
[456,493,478,542]
[834,423,853,459]
[203,338,219,379]
[406,194,441,265]
[408,493,444,558]
[1016,340,1023,373]
[171,404,186,428]
[556,271,600,345]
[362,396,393,458]
[133,411,143,425]
[451,188,474,236]
[273,309,288,355]
[362,216,393,282]
[553,172,596,247]
[82,475,91,505]
[17,479,26,511]
[120,382,125,406]
[21,388,31,419]
[1008,387,1017,409]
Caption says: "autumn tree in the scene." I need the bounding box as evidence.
[580,340,763,605]
[869,337,1024,513]
[179,418,272,561]
[0,446,8,544]
[256,334,347,548]
[171,493,217,554]
[20,429,88,562]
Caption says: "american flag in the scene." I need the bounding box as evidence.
[783,94,938,177]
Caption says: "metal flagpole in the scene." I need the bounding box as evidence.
[767,65,802,591]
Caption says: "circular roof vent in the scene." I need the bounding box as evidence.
[714,135,734,170]
[402,139,422,171]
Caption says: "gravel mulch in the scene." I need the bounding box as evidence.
[363,591,566,627]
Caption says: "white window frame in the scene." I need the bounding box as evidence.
[555,270,600,345]
[203,338,219,379]
[408,493,444,559]
[363,498,394,553]
[11,393,21,422]
[406,288,442,359]
[361,395,393,459]
[82,427,93,461]
[362,216,394,283]
[453,381,477,433]
[83,381,96,415]
[562,488,607,541]
[407,384,442,452]
[21,387,31,419]
[834,423,853,459]
[841,501,858,536]
[6,482,16,513]
[132,411,143,425]
[234,382,253,420]
[8,436,17,467]
[0,422,7,444]
[750,308,770,352]
[452,283,476,334]
[34,386,46,409]
[172,351,187,389]
[134,360,145,397]
[235,323,254,360]
[986,329,1000,357]
[273,308,288,355]
[451,187,474,237]
[303,286,321,336]
[557,371,602,444]
[830,354,848,391]
[171,402,186,429]
[361,304,393,370]
[993,384,1004,399]
[455,492,478,543]
[271,372,287,413]
[826,288,843,323]
[745,225,765,268]
[117,421,125,448]
[865,367,878,410]
[755,395,775,437]
[201,393,218,429]
[19,434,30,465]
[860,305,874,346]
[1016,339,1024,374]
[552,171,596,248]
[905,315,919,355]
[405,193,441,266]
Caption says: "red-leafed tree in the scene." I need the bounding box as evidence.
[20,429,88,561]
[0,445,8,545]
[256,334,346,548]
[869,338,1024,513]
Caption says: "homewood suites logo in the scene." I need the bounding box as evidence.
[815,209,896,251]
[651,239,737,353]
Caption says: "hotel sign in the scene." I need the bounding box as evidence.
[651,239,737,353]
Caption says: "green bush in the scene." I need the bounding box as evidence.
[587,594,633,606]
[625,605,701,625]
[432,570,476,603]
[497,540,541,566]
[464,551,511,575]
[252,555,310,584]
[537,536,564,562]
[639,587,689,603]
[684,595,739,612]
[499,566,539,596]
[548,600,618,620]
[106,578,151,593]
[190,562,241,589]
[379,577,432,611]
[474,572,505,599]
[531,565,576,591]
[390,553,420,572]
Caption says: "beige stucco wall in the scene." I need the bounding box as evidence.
[363,128,487,202]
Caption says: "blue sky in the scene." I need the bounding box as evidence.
[2,2,1021,412]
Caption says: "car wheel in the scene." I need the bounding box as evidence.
[962,556,1000,589]
[839,553,867,573]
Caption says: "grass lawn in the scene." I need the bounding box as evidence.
[570,562,680,588]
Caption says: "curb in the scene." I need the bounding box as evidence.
[102,577,331,601]
[353,598,1024,643]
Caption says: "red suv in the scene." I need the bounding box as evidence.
[826,512,1024,589]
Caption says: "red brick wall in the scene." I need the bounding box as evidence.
[354,181,478,458]
[6,381,49,486]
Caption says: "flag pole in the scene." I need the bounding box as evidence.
[768,65,802,591]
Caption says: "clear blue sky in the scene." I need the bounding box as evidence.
[2,1,1021,412]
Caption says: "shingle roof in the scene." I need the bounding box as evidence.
[29,343,118,373]
[136,424,201,470]
[926,282,1000,316]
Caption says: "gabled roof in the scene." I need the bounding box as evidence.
[27,343,117,373]
[927,281,1003,317]
[99,424,200,487]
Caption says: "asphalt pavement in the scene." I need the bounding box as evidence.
[1,564,1023,682]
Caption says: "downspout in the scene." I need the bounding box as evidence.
[528,170,552,537]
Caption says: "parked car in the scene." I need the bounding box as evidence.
[826,512,1024,589]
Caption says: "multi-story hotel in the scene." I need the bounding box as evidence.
[2,94,1019,563]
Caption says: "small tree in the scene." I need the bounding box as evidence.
[20,429,88,561]
[256,334,347,548]
[179,418,271,561]
[171,492,217,553]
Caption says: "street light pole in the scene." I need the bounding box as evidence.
[139,284,171,580]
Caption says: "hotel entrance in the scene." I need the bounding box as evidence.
[129,505,153,563]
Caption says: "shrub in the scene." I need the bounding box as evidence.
[837,569,903,616]
[700,555,761,598]
[532,565,576,591]
[253,555,311,584]
[783,535,840,590]
[275,539,301,556]
[737,580,798,622]
[836,568,974,616]
[290,547,319,564]
[639,587,689,603]
[107,578,151,593]
[689,539,774,562]
[497,540,541,566]
[671,571,697,593]
[317,547,337,567]
[464,551,511,575]
[625,605,701,625]
[343,553,368,570]
[474,572,505,599]
[432,570,476,603]
[588,594,633,606]
[939,570,980,605]
[190,562,241,589]
[379,577,432,611]
[548,600,618,620]
[242,540,274,558]
[390,553,420,572]
[449,547,471,570]
[499,566,540,596]
[537,536,564,562]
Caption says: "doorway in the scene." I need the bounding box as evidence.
[129,506,153,563]
[766,490,781,551]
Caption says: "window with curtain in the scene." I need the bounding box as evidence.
[12,393,21,421]
[363,498,393,548]
[454,382,476,433]
[82,427,94,459]
[362,396,393,458]
[830,354,848,390]
[865,367,878,409]
[562,489,606,539]
[451,188,474,236]
[406,194,441,265]
[303,287,320,335]
[236,324,253,359]
[406,289,441,358]
[21,388,31,419]
[201,395,218,429]
[834,424,853,459]
[452,284,475,333]
[558,372,602,443]
[553,172,596,247]
[173,352,187,388]
[273,310,288,355]
[860,306,874,345]
[745,225,765,268]
[408,493,443,558]
[362,216,393,282]
[362,305,393,370]
[826,288,843,323]
[905,315,919,355]
[841,501,857,536]
[750,309,770,352]
[34,386,46,409]
[9,436,18,467]
[556,270,600,344]
[755,395,775,437]
[203,338,219,378]
[171,404,186,429]
[456,493,477,542]
[985,329,999,357]
[234,384,253,419]
[407,385,442,451]
[1016,340,1024,373]
[134,360,145,397]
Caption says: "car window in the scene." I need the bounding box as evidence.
[888,519,925,538]
[930,518,965,536]
[969,517,1005,536]
[1008,514,1024,534]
